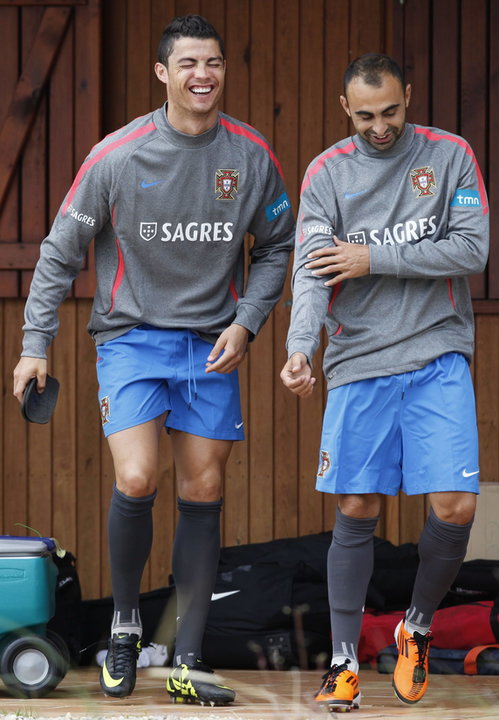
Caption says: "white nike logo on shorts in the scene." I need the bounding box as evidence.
[462,469,479,477]
[211,590,240,601]
[235,421,244,429]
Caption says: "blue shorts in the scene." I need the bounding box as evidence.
[316,353,480,496]
[96,326,244,440]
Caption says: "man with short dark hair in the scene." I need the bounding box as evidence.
[14,14,294,705]
[281,53,489,710]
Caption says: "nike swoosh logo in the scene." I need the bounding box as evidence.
[462,469,479,477]
[140,179,166,189]
[102,661,124,688]
[235,421,244,429]
[344,189,368,199]
[211,590,240,601]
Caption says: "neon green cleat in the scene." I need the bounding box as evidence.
[99,633,141,698]
[166,658,235,706]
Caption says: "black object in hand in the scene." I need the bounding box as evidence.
[21,375,60,424]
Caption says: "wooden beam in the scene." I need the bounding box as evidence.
[0,2,85,6]
[473,300,499,314]
[0,7,72,212]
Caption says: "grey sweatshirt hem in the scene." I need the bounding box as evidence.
[325,350,472,390]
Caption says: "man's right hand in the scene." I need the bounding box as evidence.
[13,357,47,403]
[280,352,316,397]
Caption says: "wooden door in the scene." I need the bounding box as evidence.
[0,0,101,298]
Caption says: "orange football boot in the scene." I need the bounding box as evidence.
[314,660,361,712]
[393,619,432,704]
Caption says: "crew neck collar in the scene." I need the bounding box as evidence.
[152,103,220,148]
[353,122,415,158]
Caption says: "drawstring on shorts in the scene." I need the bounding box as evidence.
[186,333,198,409]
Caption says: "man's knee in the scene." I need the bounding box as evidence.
[115,465,157,497]
[338,493,381,519]
[430,492,476,525]
[177,471,223,502]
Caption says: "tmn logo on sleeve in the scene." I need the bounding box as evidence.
[215,169,239,200]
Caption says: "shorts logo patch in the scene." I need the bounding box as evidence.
[215,169,239,200]
[410,166,436,197]
[317,450,331,478]
[462,468,479,477]
[100,396,111,425]
[140,222,157,241]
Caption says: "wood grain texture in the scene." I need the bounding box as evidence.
[0,1,497,601]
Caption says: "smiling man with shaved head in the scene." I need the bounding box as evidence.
[281,53,489,711]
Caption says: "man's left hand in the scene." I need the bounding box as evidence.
[305,235,370,286]
[205,323,249,373]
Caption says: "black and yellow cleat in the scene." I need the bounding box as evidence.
[166,659,235,706]
[99,633,141,698]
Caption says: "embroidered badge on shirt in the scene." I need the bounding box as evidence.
[317,450,331,478]
[410,166,436,197]
[100,396,110,425]
[215,169,239,200]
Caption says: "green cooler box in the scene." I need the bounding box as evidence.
[0,536,69,697]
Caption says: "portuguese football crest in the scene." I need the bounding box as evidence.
[100,396,110,425]
[410,166,436,197]
[317,450,331,478]
[215,169,239,200]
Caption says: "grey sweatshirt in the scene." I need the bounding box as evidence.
[287,123,489,389]
[22,105,295,358]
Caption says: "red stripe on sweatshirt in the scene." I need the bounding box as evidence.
[219,116,284,179]
[109,207,125,312]
[328,282,342,314]
[62,121,156,215]
[301,142,356,194]
[447,278,456,309]
[414,127,489,215]
[229,278,239,302]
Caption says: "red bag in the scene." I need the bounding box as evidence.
[359,601,499,665]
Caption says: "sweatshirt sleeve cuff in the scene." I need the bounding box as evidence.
[233,303,267,340]
[21,331,52,359]
[286,340,315,367]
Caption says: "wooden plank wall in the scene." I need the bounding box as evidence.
[0,0,497,601]
[389,0,499,543]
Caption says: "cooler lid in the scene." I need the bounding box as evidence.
[0,536,53,556]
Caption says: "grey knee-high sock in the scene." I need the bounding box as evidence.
[173,497,222,665]
[329,507,379,671]
[405,507,473,635]
[108,485,156,636]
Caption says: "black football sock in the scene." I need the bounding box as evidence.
[405,507,473,634]
[329,507,379,672]
[108,484,157,637]
[173,497,222,665]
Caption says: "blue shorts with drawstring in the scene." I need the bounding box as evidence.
[316,352,480,496]
[96,325,244,440]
